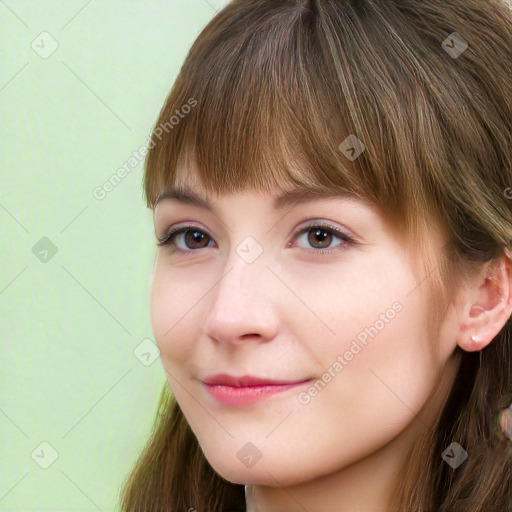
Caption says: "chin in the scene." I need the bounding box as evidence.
[205,458,259,484]
[207,453,312,487]
[220,470,282,487]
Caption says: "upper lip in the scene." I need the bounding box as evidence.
[202,374,311,387]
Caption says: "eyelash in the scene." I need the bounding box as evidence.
[156,222,356,256]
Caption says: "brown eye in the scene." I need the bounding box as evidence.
[292,222,356,255]
[157,222,355,255]
[183,229,210,249]
[157,227,214,251]
[307,228,333,249]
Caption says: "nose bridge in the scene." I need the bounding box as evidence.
[214,238,268,314]
[218,232,269,297]
[204,236,277,342]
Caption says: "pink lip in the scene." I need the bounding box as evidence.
[201,374,312,405]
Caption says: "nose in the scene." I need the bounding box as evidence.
[203,248,280,346]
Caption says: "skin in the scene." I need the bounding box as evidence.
[150,170,512,512]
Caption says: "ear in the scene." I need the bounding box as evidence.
[456,250,512,352]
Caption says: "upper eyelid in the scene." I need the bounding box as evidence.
[157,221,209,241]
[153,198,371,238]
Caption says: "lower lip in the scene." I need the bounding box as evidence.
[203,381,311,405]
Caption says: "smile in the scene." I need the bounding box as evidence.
[201,374,313,405]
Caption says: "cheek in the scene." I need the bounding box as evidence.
[309,254,421,362]
[304,258,439,435]
[278,308,439,484]
[313,289,438,437]
[149,264,204,362]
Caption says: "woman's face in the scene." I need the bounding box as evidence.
[150,172,457,487]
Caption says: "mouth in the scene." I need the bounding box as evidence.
[201,374,313,405]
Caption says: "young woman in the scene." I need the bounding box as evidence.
[120,1,512,510]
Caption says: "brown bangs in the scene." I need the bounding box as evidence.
[142,0,434,235]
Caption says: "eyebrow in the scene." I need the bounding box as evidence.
[154,185,359,211]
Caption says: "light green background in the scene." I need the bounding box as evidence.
[0,1,229,510]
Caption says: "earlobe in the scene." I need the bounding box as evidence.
[468,333,486,350]
[456,253,512,352]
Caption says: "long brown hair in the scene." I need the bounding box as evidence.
[120,1,512,510]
